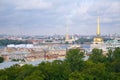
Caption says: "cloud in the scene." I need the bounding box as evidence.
[0,0,120,35]
[12,0,53,10]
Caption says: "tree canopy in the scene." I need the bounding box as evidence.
[0,39,31,46]
[0,48,120,80]
[0,57,4,63]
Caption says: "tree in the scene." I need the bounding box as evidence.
[65,49,84,72]
[105,48,120,73]
[69,71,84,80]
[106,49,114,62]
[0,75,8,80]
[113,47,120,61]
[83,60,109,80]
[0,57,4,63]
[15,64,34,80]
[112,61,120,73]
[24,70,45,80]
[38,60,70,80]
[1,48,120,80]
[4,64,21,80]
[89,48,106,63]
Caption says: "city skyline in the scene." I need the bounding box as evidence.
[0,0,120,35]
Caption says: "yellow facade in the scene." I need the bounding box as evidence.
[94,37,103,43]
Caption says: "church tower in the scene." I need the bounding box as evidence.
[65,21,69,42]
[65,19,70,42]
[90,16,106,52]
[93,16,103,44]
[97,16,100,36]
[65,19,75,43]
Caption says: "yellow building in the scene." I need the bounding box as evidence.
[90,16,106,52]
[93,16,104,44]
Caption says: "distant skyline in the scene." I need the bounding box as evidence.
[0,0,120,35]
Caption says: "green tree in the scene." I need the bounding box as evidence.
[24,70,45,80]
[108,72,120,80]
[89,48,106,63]
[83,61,108,80]
[0,69,8,80]
[0,57,4,63]
[113,47,120,61]
[65,49,84,72]
[15,64,34,80]
[3,64,21,80]
[105,48,120,73]
[112,60,120,73]
[38,60,70,80]
[69,71,84,80]
[0,75,8,80]
[106,49,114,62]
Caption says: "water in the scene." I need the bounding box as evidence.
[81,44,90,49]
[0,58,65,69]
[0,46,5,49]
[0,62,19,69]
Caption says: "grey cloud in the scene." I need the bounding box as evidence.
[0,0,120,35]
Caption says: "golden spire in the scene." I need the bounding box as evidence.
[97,16,100,36]
[65,19,69,41]
[93,16,103,44]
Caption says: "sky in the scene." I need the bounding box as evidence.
[0,0,120,35]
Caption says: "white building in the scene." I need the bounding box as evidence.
[7,44,34,48]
